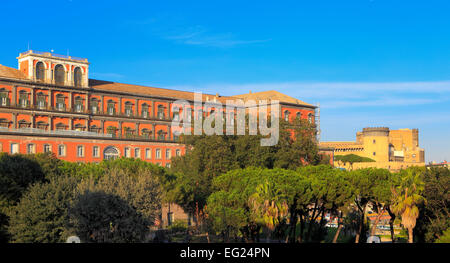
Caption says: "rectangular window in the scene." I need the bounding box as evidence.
[145,148,152,159]
[44,144,52,153]
[124,147,131,157]
[10,143,19,154]
[142,110,148,118]
[165,163,171,168]
[135,148,141,159]
[176,149,181,157]
[93,146,100,158]
[0,93,9,106]
[77,145,84,157]
[155,148,161,159]
[58,145,66,157]
[27,144,35,154]
[166,149,171,159]
[107,103,115,115]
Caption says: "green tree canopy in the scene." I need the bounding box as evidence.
[7,175,78,243]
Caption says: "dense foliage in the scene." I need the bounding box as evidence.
[169,118,328,220]
[1,155,168,243]
[0,132,447,243]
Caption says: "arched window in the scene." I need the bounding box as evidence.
[104,146,119,160]
[54,64,65,85]
[124,101,133,116]
[0,88,10,106]
[308,113,313,123]
[157,105,165,119]
[107,100,116,115]
[74,67,82,87]
[284,110,290,122]
[36,62,45,82]
[296,112,301,119]
[141,103,149,118]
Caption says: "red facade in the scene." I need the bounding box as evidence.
[0,51,317,166]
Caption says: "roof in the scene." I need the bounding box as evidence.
[319,141,364,149]
[0,64,28,80]
[0,62,315,107]
[233,90,315,107]
[89,79,238,103]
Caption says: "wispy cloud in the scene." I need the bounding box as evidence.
[164,80,450,108]
[163,26,271,48]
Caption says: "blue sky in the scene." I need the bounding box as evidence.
[1,0,449,162]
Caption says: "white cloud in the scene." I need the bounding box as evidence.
[163,26,271,48]
[164,81,450,108]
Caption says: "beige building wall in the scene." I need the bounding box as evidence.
[338,161,425,172]
[361,127,390,162]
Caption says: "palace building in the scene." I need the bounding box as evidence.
[0,50,317,167]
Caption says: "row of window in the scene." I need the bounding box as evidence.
[8,143,181,160]
[284,110,314,122]
[1,90,264,121]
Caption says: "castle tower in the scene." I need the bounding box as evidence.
[17,51,89,88]
[362,127,390,162]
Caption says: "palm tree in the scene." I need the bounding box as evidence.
[391,168,426,243]
[249,181,288,242]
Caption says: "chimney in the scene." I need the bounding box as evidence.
[249,90,252,94]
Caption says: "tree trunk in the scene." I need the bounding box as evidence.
[408,227,413,243]
[299,215,305,243]
[386,207,396,243]
[305,202,319,242]
[288,209,297,243]
[332,224,343,243]
[332,211,343,243]
[370,207,385,236]
[355,204,366,243]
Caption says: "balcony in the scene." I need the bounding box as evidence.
[0,102,175,122]
[0,127,113,138]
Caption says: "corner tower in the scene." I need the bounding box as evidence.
[362,127,390,162]
[17,50,89,88]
